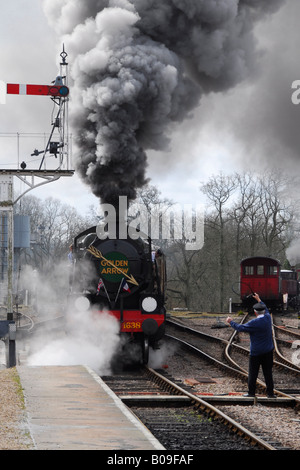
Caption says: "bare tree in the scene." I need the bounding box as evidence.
[200,173,237,311]
[232,173,261,259]
[15,195,92,269]
[257,171,294,257]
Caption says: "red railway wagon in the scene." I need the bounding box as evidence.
[240,256,299,310]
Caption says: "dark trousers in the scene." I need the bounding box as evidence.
[248,349,274,396]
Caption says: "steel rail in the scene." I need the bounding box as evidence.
[145,366,277,451]
[166,332,249,380]
[272,324,300,371]
[167,317,300,407]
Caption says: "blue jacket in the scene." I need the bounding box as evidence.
[230,303,274,356]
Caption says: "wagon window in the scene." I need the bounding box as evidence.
[281,271,297,280]
[268,266,278,275]
[257,265,264,275]
[244,266,254,275]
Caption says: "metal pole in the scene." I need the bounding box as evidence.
[0,175,16,367]
[6,178,15,367]
[7,202,14,320]
[0,175,14,314]
[7,323,16,367]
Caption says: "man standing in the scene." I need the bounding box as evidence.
[226,293,275,398]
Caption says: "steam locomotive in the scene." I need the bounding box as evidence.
[238,256,300,311]
[68,221,166,364]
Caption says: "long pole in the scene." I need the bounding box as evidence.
[0,175,15,367]
[0,175,14,315]
[7,205,14,319]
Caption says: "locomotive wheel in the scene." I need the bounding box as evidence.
[142,336,149,364]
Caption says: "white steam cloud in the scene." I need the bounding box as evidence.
[19,264,121,374]
[148,342,177,370]
[26,309,121,374]
[286,239,300,266]
[43,0,284,203]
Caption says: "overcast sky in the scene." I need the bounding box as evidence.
[0,1,300,214]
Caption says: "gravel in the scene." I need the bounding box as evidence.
[131,406,259,450]
[0,311,298,450]
[218,404,300,450]
[0,367,33,450]
[165,313,300,450]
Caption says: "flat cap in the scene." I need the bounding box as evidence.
[253,303,266,312]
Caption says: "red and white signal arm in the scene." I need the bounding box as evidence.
[6,83,69,98]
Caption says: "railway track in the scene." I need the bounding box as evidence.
[164,317,300,450]
[10,309,300,449]
[225,313,300,398]
[166,316,300,399]
[272,318,300,371]
[101,366,278,450]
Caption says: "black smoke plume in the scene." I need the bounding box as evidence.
[44,0,284,203]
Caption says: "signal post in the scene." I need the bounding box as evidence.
[0,48,73,367]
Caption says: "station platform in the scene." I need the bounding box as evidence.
[17,365,165,450]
